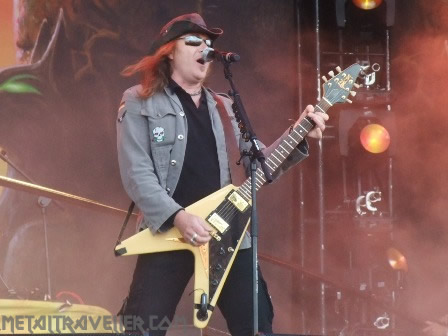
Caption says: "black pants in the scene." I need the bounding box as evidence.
[119,248,274,336]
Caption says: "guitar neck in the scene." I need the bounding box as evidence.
[236,99,331,200]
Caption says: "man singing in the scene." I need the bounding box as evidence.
[116,12,328,336]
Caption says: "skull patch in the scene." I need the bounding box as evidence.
[152,127,165,142]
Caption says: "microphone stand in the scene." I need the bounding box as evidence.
[0,150,61,300]
[0,150,64,211]
[219,56,273,336]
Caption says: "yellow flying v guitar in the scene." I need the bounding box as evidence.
[115,63,365,328]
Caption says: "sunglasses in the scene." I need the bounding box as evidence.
[178,35,213,47]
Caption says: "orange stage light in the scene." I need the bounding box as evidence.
[352,0,383,10]
[360,124,390,154]
[387,248,408,272]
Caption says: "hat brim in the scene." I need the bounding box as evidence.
[148,21,223,55]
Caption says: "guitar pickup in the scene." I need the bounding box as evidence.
[207,212,230,234]
[227,191,249,212]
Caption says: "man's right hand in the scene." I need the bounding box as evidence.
[173,210,211,246]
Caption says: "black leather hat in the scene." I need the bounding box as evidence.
[148,13,223,55]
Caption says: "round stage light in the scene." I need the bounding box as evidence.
[387,248,408,272]
[352,0,383,10]
[360,124,390,154]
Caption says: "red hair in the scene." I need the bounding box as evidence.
[121,41,177,99]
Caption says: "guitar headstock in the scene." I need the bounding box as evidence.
[322,63,365,105]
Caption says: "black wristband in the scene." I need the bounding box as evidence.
[158,209,183,233]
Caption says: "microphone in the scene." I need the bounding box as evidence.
[201,47,240,63]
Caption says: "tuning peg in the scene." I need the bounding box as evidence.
[328,71,335,77]
[350,91,357,97]
[346,98,353,104]
[322,76,328,82]
[353,83,362,89]
[336,66,342,73]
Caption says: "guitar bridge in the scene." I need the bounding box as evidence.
[227,191,249,212]
[210,231,221,241]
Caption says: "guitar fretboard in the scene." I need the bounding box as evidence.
[236,99,331,200]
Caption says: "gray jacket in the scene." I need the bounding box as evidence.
[117,84,309,247]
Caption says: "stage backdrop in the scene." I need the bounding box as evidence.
[0,0,448,335]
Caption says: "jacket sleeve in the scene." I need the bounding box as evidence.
[218,94,309,182]
[116,88,182,233]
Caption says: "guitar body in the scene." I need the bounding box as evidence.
[115,184,252,328]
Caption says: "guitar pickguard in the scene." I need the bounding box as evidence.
[207,192,251,301]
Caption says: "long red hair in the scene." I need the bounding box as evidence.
[121,41,176,99]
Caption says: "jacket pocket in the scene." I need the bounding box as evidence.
[151,145,172,188]
[145,108,177,146]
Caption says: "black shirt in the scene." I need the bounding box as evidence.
[169,79,221,207]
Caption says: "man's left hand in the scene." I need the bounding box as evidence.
[294,105,329,140]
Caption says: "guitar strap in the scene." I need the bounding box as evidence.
[114,200,135,253]
[114,92,245,250]
[211,92,246,186]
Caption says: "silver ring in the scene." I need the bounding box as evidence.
[190,233,198,244]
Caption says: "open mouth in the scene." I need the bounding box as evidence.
[196,58,205,65]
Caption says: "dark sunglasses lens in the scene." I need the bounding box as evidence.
[184,36,202,46]
[184,36,213,47]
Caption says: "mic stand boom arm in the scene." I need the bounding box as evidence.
[220,57,271,336]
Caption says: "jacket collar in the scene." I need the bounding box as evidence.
[163,81,218,109]
[204,87,218,106]
[163,86,182,109]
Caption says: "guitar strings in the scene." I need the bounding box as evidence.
[218,171,267,221]
[214,122,315,225]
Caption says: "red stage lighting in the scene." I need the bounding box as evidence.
[360,123,390,154]
[352,0,383,10]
